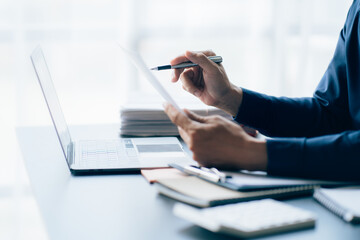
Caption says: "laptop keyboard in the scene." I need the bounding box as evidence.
[78,139,138,168]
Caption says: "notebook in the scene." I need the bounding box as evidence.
[313,187,360,223]
[154,168,353,208]
[154,176,316,207]
[173,199,316,238]
[168,164,347,192]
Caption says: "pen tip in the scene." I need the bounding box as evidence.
[150,67,158,71]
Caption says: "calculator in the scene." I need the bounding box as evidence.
[173,199,316,238]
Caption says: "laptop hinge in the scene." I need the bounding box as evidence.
[67,141,75,167]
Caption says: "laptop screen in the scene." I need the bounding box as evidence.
[31,47,72,163]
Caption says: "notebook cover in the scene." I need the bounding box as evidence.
[314,187,360,223]
[155,176,315,207]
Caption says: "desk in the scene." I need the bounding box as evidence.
[16,124,360,240]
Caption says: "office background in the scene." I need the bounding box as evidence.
[0,0,352,239]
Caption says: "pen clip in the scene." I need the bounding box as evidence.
[185,165,220,183]
[210,167,227,183]
[191,165,227,183]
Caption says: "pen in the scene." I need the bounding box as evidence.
[169,163,227,183]
[183,165,221,182]
[150,56,223,71]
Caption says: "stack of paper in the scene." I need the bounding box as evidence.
[120,103,232,136]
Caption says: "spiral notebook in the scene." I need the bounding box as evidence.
[154,176,317,207]
[153,168,353,208]
[314,187,360,223]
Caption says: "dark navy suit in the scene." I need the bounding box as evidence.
[235,0,360,181]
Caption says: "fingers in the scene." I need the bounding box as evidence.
[178,127,190,143]
[185,51,218,74]
[170,50,216,82]
[180,69,202,97]
[163,103,194,130]
[170,55,189,66]
[170,50,216,65]
[172,68,184,82]
[171,55,188,82]
[184,109,207,123]
[200,50,216,57]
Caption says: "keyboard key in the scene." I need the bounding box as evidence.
[78,139,139,168]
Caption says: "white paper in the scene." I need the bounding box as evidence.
[119,44,184,114]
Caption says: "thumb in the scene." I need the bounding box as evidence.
[184,109,207,123]
[185,51,217,73]
[164,103,194,130]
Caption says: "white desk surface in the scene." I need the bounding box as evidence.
[16,124,360,240]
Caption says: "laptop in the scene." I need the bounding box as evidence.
[30,46,194,174]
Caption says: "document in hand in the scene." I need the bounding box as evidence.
[118,44,257,137]
[119,44,183,113]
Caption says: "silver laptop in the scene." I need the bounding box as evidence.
[30,46,193,174]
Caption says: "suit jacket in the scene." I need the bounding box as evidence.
[235,0,360,181]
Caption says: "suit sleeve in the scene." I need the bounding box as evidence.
[233,2,360,181]
[234,17,351,138]
[236,89,360,181]
[266,131,360,181]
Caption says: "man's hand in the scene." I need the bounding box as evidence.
[164,103,268,171]
[170,50,243,116]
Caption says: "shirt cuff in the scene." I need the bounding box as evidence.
[266,138,306,177]
[233,88,273,130]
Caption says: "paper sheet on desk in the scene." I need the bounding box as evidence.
[119,44,184,114]
[141,168,187,183]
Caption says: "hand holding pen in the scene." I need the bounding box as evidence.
[163,52,267,172]
[150,56,223,71]
[166,50,242,117]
